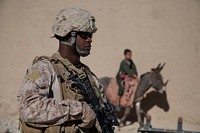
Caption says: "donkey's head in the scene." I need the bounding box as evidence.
[150,63,168,94]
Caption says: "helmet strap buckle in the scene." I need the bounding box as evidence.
[70,31,77,45]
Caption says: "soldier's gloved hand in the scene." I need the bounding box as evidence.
[94,118,102,133]
[78,102,102,132]
[78,102,95,128]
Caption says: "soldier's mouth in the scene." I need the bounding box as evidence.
[85,46,91,50]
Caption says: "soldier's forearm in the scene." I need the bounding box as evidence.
[18,85,82,127]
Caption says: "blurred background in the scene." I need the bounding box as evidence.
[0,0,200,132]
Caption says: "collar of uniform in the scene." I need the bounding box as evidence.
[52,52,86,77]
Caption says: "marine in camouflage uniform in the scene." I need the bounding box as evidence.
[17,8,112,133]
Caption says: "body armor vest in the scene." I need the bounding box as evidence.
[20,53,101,133]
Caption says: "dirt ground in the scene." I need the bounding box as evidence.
[0,0,200,132]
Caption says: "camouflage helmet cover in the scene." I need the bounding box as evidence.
[52,8,97,37]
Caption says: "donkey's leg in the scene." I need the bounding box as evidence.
[120,107,131,125]
[135,101,143,126]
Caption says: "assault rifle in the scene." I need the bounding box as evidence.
[68,73,119,133]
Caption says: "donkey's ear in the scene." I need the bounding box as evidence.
[151,63,161,71]
[156,63,161,70]
[158,63,166,72]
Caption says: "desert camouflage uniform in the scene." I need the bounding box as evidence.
[17,8,104,133]
[52,8,97,37]
[17,52,104,131]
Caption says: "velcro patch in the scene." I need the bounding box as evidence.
[28,71,41,81]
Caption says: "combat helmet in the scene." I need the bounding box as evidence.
[52,8,97,46]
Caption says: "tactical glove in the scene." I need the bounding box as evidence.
[78,102,102,132]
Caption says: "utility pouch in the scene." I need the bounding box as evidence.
[19,121,45,133]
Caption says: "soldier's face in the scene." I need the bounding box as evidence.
[76,32,93,57]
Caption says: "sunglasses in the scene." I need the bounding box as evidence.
[76,32,93,39]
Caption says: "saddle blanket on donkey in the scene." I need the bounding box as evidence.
[105,77,139,107]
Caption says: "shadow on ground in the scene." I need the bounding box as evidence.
[114,90,170,124]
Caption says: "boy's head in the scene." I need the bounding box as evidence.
[124,49,132,60]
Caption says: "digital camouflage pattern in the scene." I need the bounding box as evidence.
[17,58,83,127]
[52,8,97,37]
[17,52,105,132]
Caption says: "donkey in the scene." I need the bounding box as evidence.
[99,63,168,126]
[134,63,168,126]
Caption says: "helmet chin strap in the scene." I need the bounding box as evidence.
[60,31,76,46]
[61,31,90,57]
[70,31,77,45]
[60,41,73,46]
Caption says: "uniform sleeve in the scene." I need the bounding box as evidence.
[17,59,82,127]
